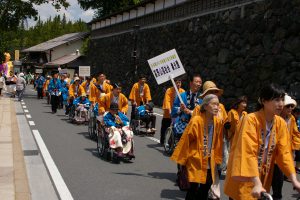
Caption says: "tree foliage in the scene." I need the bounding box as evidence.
[78,0,141,18]
[1,14,88,61]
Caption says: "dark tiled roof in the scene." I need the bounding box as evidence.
[45,53,81,66]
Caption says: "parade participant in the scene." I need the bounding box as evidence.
[171,94,224,200]
[171,74,202,135]
[35,74,45,99]
[272,94,300,200]
[2,52,13,77]
[227,96,248,144]
[81,77,91,98]
[103,103,134,158]
[43,76,51,104]
[137,102,156,133]
[16,73,26,101]
[160,78,185,144]
[60,82,69,113]
[224,84,300,200]
[0,72,5,96]
[48,71,62,114]
[99,83,128,115]
[67,77,84,114]
[59,74,67,109]
[129,74,152,120]
[293,106,300,173]
[89,73,112,104]
[6,71,17,98]
[73,93,91,122]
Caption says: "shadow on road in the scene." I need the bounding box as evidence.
[77,132,95,142]
[147,143,171,157]
[160,189,185,199]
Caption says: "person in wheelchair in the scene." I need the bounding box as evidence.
[136,102,156,133]
[103,103,134,158]
[66,77,85,115]
[73,93,91,122]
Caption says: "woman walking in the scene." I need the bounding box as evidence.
[171,94,224,200]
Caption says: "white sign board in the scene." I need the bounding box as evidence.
[79,66,90,77]
[147,49,185,85]
[59,69,68,74]
[35,69,43,74]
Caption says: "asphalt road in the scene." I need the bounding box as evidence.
[23,88,300,200]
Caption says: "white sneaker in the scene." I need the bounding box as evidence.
[146,128,152,133]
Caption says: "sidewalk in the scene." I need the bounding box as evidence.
[0,96,31,200]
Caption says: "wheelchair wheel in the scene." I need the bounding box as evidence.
[97,126,105,157]
[131,120,140,135]
[164,127,175,155]
[88,111,96,140]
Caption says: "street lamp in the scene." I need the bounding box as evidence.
[132,25,140,79]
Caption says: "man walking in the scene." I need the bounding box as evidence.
[16,73,26,101]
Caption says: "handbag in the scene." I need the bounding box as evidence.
[177,165,190,191]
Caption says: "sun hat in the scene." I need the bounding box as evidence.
[74,77,80,81]
[284,94,297,108]
[200,81,223,98]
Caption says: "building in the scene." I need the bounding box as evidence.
[22,32,89,75]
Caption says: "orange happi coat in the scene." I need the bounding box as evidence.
[99,92,129,114]
[286,115,300,151]
[170,112,223,184]
[69,84,85,98]
[81,80,91,95]
[227,109,247,143]
[43,79,50,91]
[162,87,185,118]
[224,109,295,200]
[89,81,112,104]
[193,103,228,124]
[129,82,151,106]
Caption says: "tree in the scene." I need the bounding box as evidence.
[78,0,141,18]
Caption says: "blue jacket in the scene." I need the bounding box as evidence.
[104,112,129,127]
[297,117,300,131]
[73,97,91,109]
[171,91,202,120]
[137,105,148,117]
[35,76,45,88]
[48,78,62,95]
[60,85,69,102]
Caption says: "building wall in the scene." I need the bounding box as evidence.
[87,0,300,108]
[50,40,84,61]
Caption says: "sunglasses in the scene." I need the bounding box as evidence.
[285,104,294,108]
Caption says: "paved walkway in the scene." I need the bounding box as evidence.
[0,96,31,200]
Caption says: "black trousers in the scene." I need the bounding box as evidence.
[51,95,59,113]
[272,164,284,199]
[185,169,213,200]
[37,87,43,99]
[295,150,300,162]
[140,115,156,129]
[160,118,171,144]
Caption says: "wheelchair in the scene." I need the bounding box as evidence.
[69,104,89,124]
[130,110,156,136]
[163,126,183,155]
[87,103,99,140]
[96,116,135,163]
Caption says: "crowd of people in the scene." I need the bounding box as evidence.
[5,69,300,200]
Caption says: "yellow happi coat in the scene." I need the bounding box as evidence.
[171,112,223,184]
[224,110,295,200]
[162,87,185,118]
[129,83,151,106]
[81,80,91,95]
[99,92,129,114]
[69,84,85,99]
[89,81,112,104]
[286,115,300,151]
[193,103,228,124]
[227,109,247,143]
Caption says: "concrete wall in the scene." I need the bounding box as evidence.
[87,0,300,108]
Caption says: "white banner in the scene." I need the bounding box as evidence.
[35,69,43,74]
[79,66,90,77]
[147,49,185,85]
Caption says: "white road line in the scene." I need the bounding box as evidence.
[146,136,160,144]
[21,102,25,105]
[32,130,74,200]
[28,121,35,126]
[21,100,24,102]
[154,113,163,117]
[26,114,32,119]
[24,109,29,113]
[22,106,27,108]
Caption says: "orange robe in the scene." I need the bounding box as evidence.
[99,92,128,114]
[286,115,300,151]
[224,110,295,200]
[170,112,223,184]
[227,109,247,143]
[129,83,151,106]
[69,84,85,98]
[89,81,112,104]
[162,87,185,118]
[43,79,50,91]
[81,81,91,95]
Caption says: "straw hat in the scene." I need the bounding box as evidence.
[200,81,223,98]
[284,94,297,108]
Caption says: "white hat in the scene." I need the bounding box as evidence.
[284,94,297,108]
[74,77,80,81]
[19,73,24,77]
